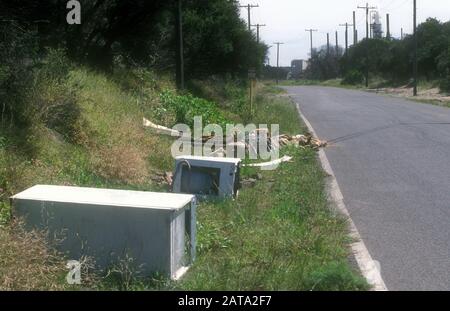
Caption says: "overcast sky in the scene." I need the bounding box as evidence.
[238,0,450,66]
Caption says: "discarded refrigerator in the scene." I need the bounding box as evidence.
[11,185,196,280]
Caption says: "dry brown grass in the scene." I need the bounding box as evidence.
[92,144,149,185]
[0,222,68,291]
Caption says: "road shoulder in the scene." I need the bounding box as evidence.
[292,96,388,291]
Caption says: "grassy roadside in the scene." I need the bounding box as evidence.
[102,86,368,291]
[177,86,368,291]
[0,67,368,290]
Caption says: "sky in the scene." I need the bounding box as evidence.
[238,0,450,67]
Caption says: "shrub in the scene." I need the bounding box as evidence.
[159,90,230,128]
[342,70,365,85]
[24,49,82,142]
[0,222,68,290]
[439,75,450,94]
[0,22,39,127]
[92,144,149,185]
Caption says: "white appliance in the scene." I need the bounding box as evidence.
[172,156,241,199]
[11,185,196,280]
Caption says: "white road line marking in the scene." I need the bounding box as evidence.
[293,99,388,291]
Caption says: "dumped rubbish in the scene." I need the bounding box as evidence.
[172,156,241,199]
[243,155,293,168]
[144,118,327,152]
[11,185,197,280]
[143,118,181,136]
[276,134,327,150]
[144,118,327,177]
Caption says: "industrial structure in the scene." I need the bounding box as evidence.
[371,11,383,39]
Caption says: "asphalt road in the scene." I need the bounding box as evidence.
[284,86,450,291]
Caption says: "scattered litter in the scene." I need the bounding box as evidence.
[243,155,293,168]
[143,119,326,173]
[164,171,173,185]
[143,118,181,136]
[276,134,327,150]
[207,147,227,158]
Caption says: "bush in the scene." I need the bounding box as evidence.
[342,70,365,85]
[27,49,81,142]
[0,22,39,127]
[159,90,230,128]
[439,75,450,93]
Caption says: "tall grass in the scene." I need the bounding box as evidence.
[0,60,367,290]
[175,90,368,291]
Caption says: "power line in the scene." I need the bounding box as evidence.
[251,23,266,43]
[339,22,354,54]
[386,13,391,39]
[357,3,377,88]
[327,33,330,56]
[357,3,377,39]
[335,31,339,53]
[273,42,284,84]
[239,4,259,31]
[413,0,418,96]
[305,29,318,58]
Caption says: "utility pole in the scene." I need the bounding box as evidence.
[175,0,184,90]
[251,23,266,43]
[358,3,377,40]
[413,0,418,96]
[357,3,376,88]
[401,27,404,39]
[356,29,358,43]
[386,13,391,40]
[240,4,259,31]
[340,22,354,54]
[327,33,330,56]
[273,42,284,84]
[335,31,339,54]
[305,29,318,58]
[353,11,357,45]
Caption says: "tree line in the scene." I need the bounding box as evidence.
[305,18,450,92]
[1,0,267,76]
[1,0,268,127]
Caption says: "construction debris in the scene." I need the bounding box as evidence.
[276,134,327,150]
[143,118,181,136]
[143,118,326,172]
[243,155,293,168]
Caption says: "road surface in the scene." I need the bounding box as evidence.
[284,86,450,291]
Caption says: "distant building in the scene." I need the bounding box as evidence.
[290,59,308,79]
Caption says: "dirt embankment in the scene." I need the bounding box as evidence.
[368,85,450,106]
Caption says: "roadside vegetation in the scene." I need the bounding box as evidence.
[0,57,369,290]
[297,18,450,97]
[177,87,367,291]
[1,1,367,291]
